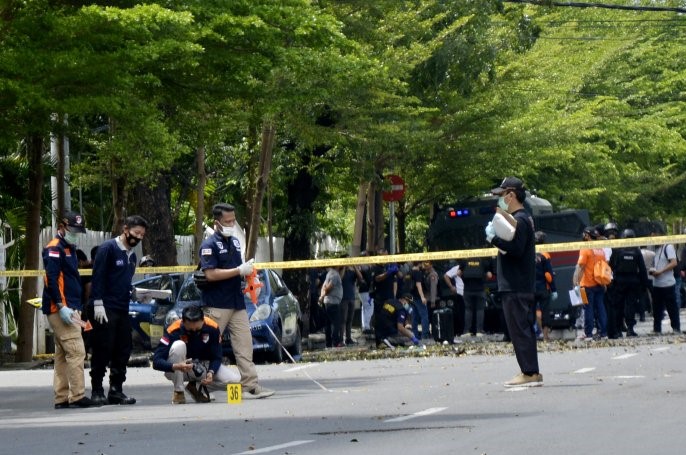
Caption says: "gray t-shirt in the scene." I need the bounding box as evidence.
[652,244,676,288]
[323,268,343,304]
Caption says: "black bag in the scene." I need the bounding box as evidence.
[193,265,209,291]
[432,307,454,342]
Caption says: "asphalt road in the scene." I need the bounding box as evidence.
[2,334,686,455]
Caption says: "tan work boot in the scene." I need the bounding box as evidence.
[172,390,186,405]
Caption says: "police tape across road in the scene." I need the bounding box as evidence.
[1,235,685,278]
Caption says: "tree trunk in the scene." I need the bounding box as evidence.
[111,175,127,236]
[246,121,275,260]
[194,146,206,263]
[396,199,407,254]
[16,133,44,362]
[130,177,178,266]
[351,180,368,256]
[283,166,319,336]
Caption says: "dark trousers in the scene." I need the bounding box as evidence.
[501,292,539,375]
[340,299,355,343]
[611,283,643,333]
[452,294,465,336]
[606,285,624,339]
[651,285,680,333]
[463,291,486,334]
[89,307,132,391]
[324,302,342,347]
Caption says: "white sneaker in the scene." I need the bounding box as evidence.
[242,385,275,399]
[504,373,543,388]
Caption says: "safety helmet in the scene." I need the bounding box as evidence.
[583,226,599,239]
[604,222,619,234]
[139,255,155,267]
[534,231,547,244]
[621,228,636,239]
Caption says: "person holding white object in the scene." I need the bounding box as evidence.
[487,177,541,388]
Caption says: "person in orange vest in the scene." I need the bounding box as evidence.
[42,212,99,409]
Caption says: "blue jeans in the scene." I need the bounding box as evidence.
[584,286,607,337]
[411,298,431,339]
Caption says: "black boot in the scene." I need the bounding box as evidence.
[108,386,136,405]
[91,388,108,406]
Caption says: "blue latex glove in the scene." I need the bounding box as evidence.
[58,306,74,325]
[551,291,558,301]
[411,336,420,345]
[485,222,496,243]
[386,264,398,275]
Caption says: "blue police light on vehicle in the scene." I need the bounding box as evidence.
[448,208,471,218]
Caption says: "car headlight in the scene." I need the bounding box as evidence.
[250,304,272,322]
[165,310,180,327]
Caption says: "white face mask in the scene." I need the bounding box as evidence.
[498,195,509,212]
[217,223,235,238]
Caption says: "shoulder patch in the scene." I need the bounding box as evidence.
[48,250,60,258]
[201,248,213,256]
[232,238,241,250]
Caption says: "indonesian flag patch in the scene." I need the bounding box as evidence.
[49,250,60,258]
[160,336,170,346]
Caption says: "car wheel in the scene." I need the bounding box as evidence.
[268,325,284,364]
[287,325,302,362]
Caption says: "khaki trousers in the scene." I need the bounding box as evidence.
[47,312,86,404]
[203,307,258,390]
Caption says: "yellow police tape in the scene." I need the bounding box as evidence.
[1,235,685,277]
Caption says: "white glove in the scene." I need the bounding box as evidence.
[485,222,496,243]
[93,300,108,324]
[58,306,74,325]
[551,291,558,301]
[238,259,255,277]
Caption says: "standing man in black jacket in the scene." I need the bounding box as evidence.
[610,229,649,337]
[486,177,541,388]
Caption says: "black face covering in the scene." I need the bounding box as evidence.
[126,233,142,248]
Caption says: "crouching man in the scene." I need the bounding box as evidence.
[376,293,423,349]
[153,305,240,404]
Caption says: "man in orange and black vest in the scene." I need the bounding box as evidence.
[42,211,99,409]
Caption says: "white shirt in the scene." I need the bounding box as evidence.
[444,265,464,296]
[652,244,676,288]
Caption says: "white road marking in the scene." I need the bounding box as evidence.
[385,407,447,423]
[284,363,319,373]
[232,440,315,455]
[651,347,670,352]
[613,375,644,379]
[612,353,638,360]
[573,367,596,374]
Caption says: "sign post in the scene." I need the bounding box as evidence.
[382,175,406,254]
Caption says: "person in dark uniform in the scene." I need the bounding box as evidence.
[459,257,494,338]
[609,229,649,337]
[43,212,98,409]
[153,305,240,404]
[533,231,557,342]
[199,203,274,399]
[372,248,398,337]
[90,215,148,405]
[375,294,420,349]
[487,177,541,387]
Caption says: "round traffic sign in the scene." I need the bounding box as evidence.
[382,174,405,202]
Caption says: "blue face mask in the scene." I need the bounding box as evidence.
[497,196,509,212]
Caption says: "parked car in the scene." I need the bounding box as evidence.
[165,269,303,363]
[128,273,187,351]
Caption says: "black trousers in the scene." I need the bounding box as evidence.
[651,285,680,333]
[89,307,132,391]
[324,302,342,347]
[611,283,643,332]
[501,292,539,375]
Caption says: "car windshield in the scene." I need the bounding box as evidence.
[178,276,202,301]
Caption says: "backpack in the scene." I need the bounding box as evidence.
[593,256,613,286]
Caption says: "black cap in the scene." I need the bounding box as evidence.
[399,293,414,303]
[491,177,525,195]
[64,211,86,233]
